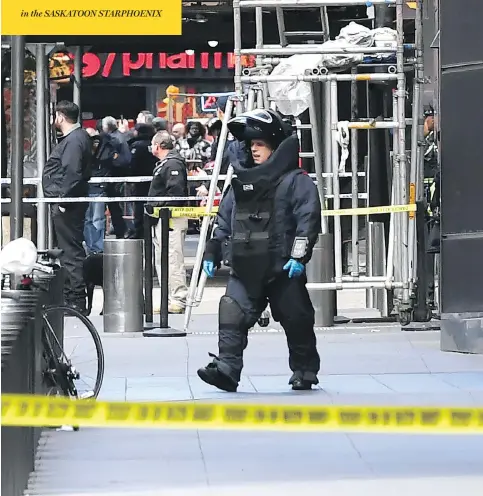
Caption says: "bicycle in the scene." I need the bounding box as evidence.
[1,244,105,401]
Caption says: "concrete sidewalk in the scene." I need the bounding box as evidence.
[26,297,483,496]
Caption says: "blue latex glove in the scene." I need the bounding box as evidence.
[283,259,305,278]
[203,260,216,278]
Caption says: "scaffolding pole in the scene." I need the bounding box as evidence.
[395,0,410,313]
[241,74,399,83]
[10,36,25,240]
[233,0,244,113]
[241,46,413,56]
[73,46,82,117]
[36,44,47,250]
[350,69,359,276]
[183,97,236,332]
[408,0,425,284]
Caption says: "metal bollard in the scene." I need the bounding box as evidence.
[365,221,388,317]
[306,233,335,327]
[103,239,144,333]
[143,214,154,325]
[143,208,186,337]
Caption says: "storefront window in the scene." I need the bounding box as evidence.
[157,82,233,125]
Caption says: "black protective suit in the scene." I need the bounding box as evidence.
[203,135,322,387]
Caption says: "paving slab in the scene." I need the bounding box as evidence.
[26,317,483,496]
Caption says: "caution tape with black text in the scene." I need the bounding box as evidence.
[148,204,417,220]
[2,395,483,433]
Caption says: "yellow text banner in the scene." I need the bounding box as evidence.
[2,0,182,36]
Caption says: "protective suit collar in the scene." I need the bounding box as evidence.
[232,135,300,184]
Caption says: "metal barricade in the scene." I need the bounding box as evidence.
[1,268,64,496]
[103,239,144,333]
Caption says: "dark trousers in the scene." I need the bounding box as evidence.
[106,183,126,238]
[51,203,88,308]
[218,274,320,382]
[133,183,150,237]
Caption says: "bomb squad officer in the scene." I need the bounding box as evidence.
[197,109,322,392]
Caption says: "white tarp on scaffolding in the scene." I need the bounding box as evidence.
[268,22,397,116]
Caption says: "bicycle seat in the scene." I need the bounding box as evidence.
[38,249,64,259]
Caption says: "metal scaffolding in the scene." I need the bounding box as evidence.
[4,1,427,330]
[184,0,426,328]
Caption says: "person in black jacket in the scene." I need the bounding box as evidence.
[126,123,156,239]
[197,109,322,392]
[102,116,132,238]
[147,131,189,314]
[42,101,92,313]
[84,128,120,253]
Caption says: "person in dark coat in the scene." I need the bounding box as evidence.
[147,131,189,314]
[126,123,157,239]
[198,109,322,392]
[101,116,132,238]
[42,101,92,313]
[84,127,120,253]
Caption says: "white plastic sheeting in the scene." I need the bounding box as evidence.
[0,237,38,275]
[336,121,350,172]
[268,22,397,116]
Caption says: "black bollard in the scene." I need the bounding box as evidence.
[143,208,186,337]
[143,213,154,326]
[159,208,170,329]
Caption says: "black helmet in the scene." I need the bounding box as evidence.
[227,109,293,149]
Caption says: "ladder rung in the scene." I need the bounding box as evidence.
[296,124,312,130]
[284,31,326,37]
[299,152,315,158]
[307,172,366,178]
[239,0,396,7]
[346,121,399,130]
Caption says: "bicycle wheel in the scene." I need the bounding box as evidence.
[42,305,105,399]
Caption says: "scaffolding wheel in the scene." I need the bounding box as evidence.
[398,307,414,327]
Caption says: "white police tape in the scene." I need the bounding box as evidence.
[0,171,366,186]
[0,193,367,204]
[0,196,215,204]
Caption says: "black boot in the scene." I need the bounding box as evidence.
[197,354,238,393]
[289,371,319,391]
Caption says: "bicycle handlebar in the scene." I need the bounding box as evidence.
[37,248,63,259]
[32,263,55,275]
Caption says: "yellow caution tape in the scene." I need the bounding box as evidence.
[151,204,416,219]
[170,207,219,218]
[2,394,483,433]
[322,204,416,217]
[148,206,219,219]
